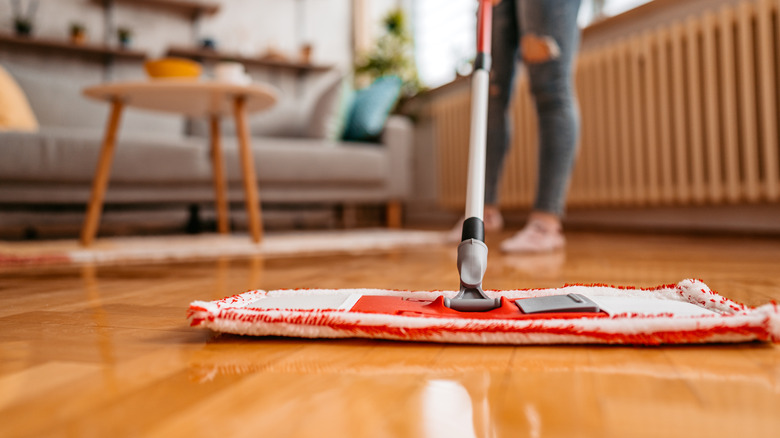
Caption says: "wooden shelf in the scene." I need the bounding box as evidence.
[0,33,147,61]
[92,0,220,18]
[166,46,333,74]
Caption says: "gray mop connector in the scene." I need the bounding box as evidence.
[445,238,502,311]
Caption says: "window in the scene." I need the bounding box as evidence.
[412,0,654,88]
[581,0,654,23]
[601,0,653,17]
[412,0,477,88]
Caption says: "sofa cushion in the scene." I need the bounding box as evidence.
[343,75,402,142]
[0,128,212,185]
[0,64,39,132]
[221,136,387,185]
[306,74,350,140]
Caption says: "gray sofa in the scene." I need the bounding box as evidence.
[0,63,413,235]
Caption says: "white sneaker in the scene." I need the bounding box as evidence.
[500,220,565,253]
[485,210,505,232]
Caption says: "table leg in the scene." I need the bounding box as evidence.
[80,99,124,247]
[209,116,230,234]
[233,96,263,243]
[386,200,403,229]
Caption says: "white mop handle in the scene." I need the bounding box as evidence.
[465,68,490,221]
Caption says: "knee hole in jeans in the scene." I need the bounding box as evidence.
[521,34,561,64]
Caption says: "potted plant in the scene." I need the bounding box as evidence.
[70,22,86,45]
[200,37,216,50]
[353,8,422,98]
[10,0,38,37]
[117,27,132,49]
[13,16,32,36]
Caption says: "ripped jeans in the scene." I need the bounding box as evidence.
[485,0,582,217]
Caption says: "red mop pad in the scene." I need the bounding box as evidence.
[188,279,779,345]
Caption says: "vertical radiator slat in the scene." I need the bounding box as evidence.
[460,93,471,206]
[443,99,455,208]
[605,46,622,204]
[702,10,724,202]
[617,41,634,204]
[439,99,456,206]
[442,99,455,208]
[737,1,761,201]
[686,17,707,204]
[433,100,444,207]
[630,35,647,204]
[581,53,599,205]
[440,99,451,208]
[656,28,675,203]
[643,31,661,204]
[719,6,742,202]
[576,53,591,205]
[758,0,780,199]
[593,51,609,203]
[589,51,603,203]
[671,21,691,204]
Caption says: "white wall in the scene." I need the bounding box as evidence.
[0,0,358,133]
[198,0,352,68]
[0,0,353,67]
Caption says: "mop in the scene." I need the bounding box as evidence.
[188,0,779,345]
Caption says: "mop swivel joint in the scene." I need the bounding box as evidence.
[445,230,502,312]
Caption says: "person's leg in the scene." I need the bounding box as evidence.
[501,0,581,252]
[520,0,582,219]
[483,0,521,229]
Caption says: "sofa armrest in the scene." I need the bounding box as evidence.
[381,115,414,200]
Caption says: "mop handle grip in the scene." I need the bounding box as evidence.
[477,0,492,56]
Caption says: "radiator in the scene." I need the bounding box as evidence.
[434,0,780,210]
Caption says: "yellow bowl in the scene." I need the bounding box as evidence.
[144,58,202,79]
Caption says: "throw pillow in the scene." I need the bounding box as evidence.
[342,75,402,142]
[0,64,39,132]
[307,74,350,140]
[327,79,355,141]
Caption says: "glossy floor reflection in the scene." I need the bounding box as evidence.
[1,230,779,437]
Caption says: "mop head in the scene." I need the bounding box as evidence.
[188,279,780,345]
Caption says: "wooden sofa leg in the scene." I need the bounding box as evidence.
[386,200,402,229]
[341,204,358,229]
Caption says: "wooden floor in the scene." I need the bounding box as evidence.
[2,230,780,437]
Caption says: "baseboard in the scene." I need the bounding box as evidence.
[404,202,780,235]
[563,204,780,235]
